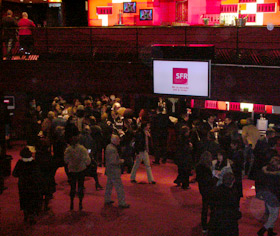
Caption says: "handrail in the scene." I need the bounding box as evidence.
[1,26,280,66]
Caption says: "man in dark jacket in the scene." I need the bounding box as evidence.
[151,107,171,164]
[208,172,241,236]
[130,123,156,184]
[257,157,280,236]
[196,151,216,234]
[2,10,18,60]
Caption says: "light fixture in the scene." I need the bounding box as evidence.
[240,103,254,112]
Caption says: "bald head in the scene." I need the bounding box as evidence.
[111,134,120,146]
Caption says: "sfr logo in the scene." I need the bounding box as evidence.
[173,68,188,85]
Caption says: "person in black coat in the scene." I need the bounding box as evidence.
[151,107,171,164]
[12,147,43,225]
[120,118,136,174]
[35,139,56,211]
[173,125,193,190]
[257,157,280,236]
[79,125,103,191]
[199,114,217,142]
[196,151,216,234]
[252,130,278,194]
[229,140,244,207]
[208,172,242,236]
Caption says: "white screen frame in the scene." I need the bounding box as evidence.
[153,59,211,98]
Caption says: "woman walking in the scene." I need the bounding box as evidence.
[64,135,91,210]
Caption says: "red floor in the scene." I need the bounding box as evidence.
[0,142,278,236]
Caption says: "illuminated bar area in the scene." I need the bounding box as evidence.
[1,0,280,124]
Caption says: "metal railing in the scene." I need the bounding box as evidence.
[2,26,280,66]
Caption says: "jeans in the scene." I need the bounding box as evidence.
[5,38,15,59]
[69,171,85,199]
[130,151,154,183]
[104,176,126,205]
[264,204,279,229]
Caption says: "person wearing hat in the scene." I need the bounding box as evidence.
[12,147,43,225]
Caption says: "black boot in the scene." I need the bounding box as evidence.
[257,227,267,236]
[70,198,74,210]
[79,199,83,211]
[268,228,277,236]
[44,197,50,211]
[24,211,29,223]
[95,182,104,191]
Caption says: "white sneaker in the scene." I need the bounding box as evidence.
[202,229,208,234]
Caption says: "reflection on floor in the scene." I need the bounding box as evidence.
[0,141,277,236]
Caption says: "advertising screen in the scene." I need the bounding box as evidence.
[123,2,136,13]
[153,60,211,97]
[139,9,153,20]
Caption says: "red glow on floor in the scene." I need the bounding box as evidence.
[0,141,277,236]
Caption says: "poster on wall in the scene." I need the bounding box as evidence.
[139,9,153,20]
[123,2,136,13]
[153,60,211,97]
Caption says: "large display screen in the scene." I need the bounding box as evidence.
[153,60,211,97]
[123,2,136,13]
[139,9,153,20]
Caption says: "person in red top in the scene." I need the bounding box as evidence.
[18,12,36,57]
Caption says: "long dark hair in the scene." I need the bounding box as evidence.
[198,151,212,168]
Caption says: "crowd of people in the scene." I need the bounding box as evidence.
[2,94,280,235]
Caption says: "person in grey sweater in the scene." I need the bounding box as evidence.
[64,135,91,211]
[104,134,130,208]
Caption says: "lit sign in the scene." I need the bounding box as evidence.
[48,0,62,3]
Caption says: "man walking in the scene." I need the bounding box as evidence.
[104,134,130,208]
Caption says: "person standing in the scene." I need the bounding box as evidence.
[130,123,156,184]
[257,157,280,236]
[242,118,260,176]
[196,151,216,234]
[12,147,42,225]
[79,125,103,191]
[151,106,170,164]
[173,126,192,189]
[104,134,130,208]
[2,10,18,60]
[64,135,91,211]
[18,12,36,57]
[208,172,242,236]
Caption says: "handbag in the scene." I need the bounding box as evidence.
[84,159,97,177]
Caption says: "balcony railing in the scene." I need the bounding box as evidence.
[2,26,280,66]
